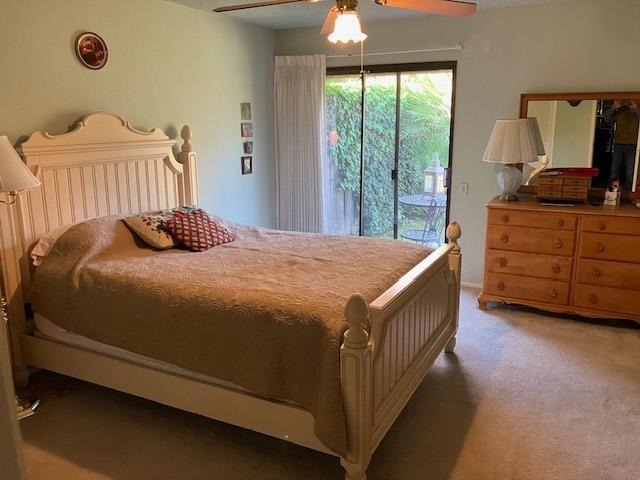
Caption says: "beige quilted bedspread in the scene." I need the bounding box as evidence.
[32,216,430,456]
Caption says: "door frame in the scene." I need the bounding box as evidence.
[326,61,457,241]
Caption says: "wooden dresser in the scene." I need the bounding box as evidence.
[478,196,640,323]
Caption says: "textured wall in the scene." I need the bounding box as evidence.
[276,0,640,283]
[0,0,276,227]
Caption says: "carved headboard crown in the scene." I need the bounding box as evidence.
[17,112,198,248]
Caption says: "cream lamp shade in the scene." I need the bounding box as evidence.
[482,118,545,201]
[0,136,40,194]
[482,118,545,165]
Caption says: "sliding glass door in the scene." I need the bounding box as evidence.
[363,73,397,238]
[325,74,362,235]
[325,62,455,247]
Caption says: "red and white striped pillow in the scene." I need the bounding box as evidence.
[165,209,234,252]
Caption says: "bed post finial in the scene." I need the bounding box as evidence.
[344,294,369,349]
[445,221,462,354]
[178,125,198,206]
[446,221,461,252]
[181,125,193,153]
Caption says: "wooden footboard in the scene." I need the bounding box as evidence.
[340,223,461,479]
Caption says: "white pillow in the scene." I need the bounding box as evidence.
[31,224,75,267]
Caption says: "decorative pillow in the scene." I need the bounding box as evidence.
[165,209,234,252]
[123,206,198,249]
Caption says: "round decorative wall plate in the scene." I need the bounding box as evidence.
[75,32,108,70]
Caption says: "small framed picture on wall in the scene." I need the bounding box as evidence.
[75,32,108,70]
[243,141,253,154]
[241,123,253,138]
[241,156,253,175]
[241,102,252,121]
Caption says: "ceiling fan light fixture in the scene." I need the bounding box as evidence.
[327,11,367,44]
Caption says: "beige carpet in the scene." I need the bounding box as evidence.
[19,287,640,480]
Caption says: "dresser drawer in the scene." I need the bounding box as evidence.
[488,209,576,230]
[561,185,589,193]
[573,284,640,316]
[539,178,564,185]
[580,233,640,263]
[486,249,572,281]
[563,177,590,186]
[485,273,569,305]
[537,190,563,200]
[561,191,587,200]
[538,186,562,196]
[576,259,640,289]
[487,226,575,256]
[582,216,640,235]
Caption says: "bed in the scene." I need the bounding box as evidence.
[0,112,462,479]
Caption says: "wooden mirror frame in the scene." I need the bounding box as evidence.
[519,91,640,199]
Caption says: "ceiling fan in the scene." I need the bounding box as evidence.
[213,0,477,43]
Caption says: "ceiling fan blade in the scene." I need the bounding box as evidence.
[320,6,340,35]
[375,0,477,17]
[213,0,305,13]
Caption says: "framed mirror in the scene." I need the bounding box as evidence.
[520,92,640,194]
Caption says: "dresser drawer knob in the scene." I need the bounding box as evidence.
[501,233,509,243]
[498,257,507,267]
[557,219,565,227]
[596,243,605,253]
[501,214,509,224]
[588,294,598,304]
[550,289,558,298]
[598,223,606,231]
[554,239,563,249]
[592,268,601,278]
[497,282,505,291]
[552,264,561,273]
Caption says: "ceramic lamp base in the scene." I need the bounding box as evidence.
[496,164,523,201]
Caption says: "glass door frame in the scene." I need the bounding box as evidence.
[326,61,457,241]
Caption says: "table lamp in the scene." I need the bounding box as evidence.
[482,118,545,201]
[0,136,40,204]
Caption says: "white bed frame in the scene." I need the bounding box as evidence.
[0,112,461,480]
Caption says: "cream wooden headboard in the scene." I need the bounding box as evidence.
[0,112,198,384]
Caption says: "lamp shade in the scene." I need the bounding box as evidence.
[0,136,40,193]
[482,118,546,164]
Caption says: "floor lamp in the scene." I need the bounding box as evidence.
[0,135,42,419]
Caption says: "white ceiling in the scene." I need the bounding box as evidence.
[166,0,558,30]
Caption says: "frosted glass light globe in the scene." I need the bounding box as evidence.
[328,13,368,44]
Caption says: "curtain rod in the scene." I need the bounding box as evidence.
[326,44,463,59]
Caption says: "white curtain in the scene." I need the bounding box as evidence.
[274,55,327,233]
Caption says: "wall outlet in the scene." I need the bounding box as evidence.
[460,182,469,196]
